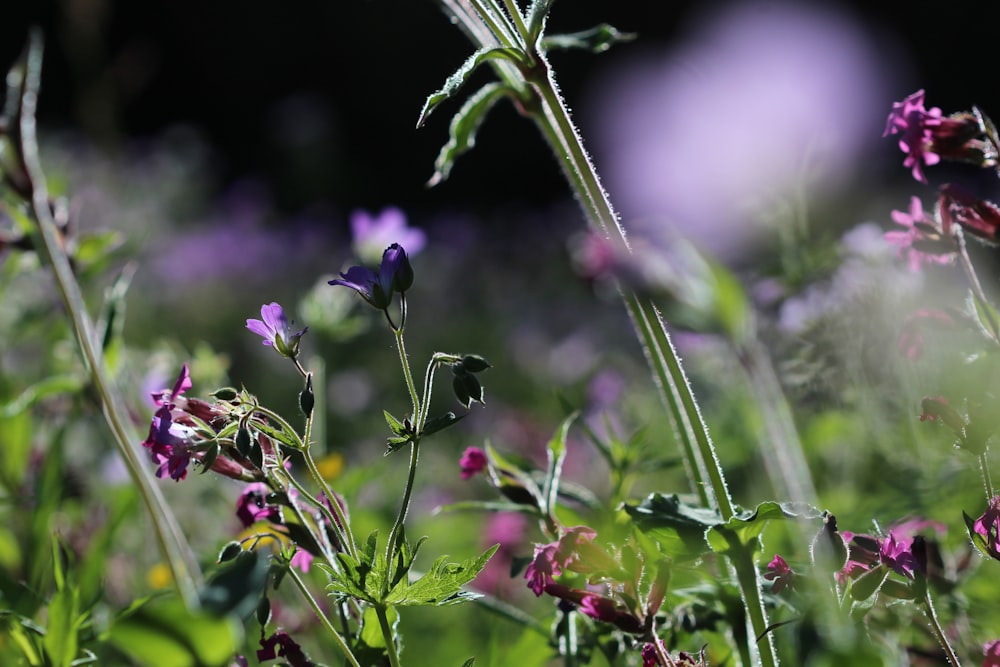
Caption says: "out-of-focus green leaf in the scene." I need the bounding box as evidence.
[541,24,635,54]
[541,413,575,516]
[198,550,269,619]
[106,596,242,667]
[706,501,815,555]
[0,375,86,419]
[43,585,81,667]
[0,411,33,490]
[359,605,397,650]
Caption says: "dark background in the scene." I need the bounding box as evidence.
[1,1,995,224]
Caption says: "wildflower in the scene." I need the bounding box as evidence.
[984,639,1000,667]
[350,207,426,264]
[142,407,196,481]
[290,548,314,573]
[524,526,598,596]
[763,554,794,593]
[459,447,488,479]
[329,243,413,311]
[884,196,955,270]
[879,531,918,579]
[246,302,307,358]
[883,90,945,183]
[151,363,193,407]
[971,495,1000,560]
[257,630,313,666]
[236,483,281,527]
[939,183,1000,244]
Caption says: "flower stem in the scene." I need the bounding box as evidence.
[15,30,202,607]
[922,589,962,666]
[376,604,404,667]
[394,327,421,423]
[384,439,422,585]
[302,449,358,559]
[286,565,362,667]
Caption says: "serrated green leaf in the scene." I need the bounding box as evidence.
[418,47,524,128]
[384,410,408,436]
[427,82,513,187]
[705,501,810,555]
[384,545,498,606]
[541,24,636,54]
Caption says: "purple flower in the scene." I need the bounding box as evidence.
[883,89,944,183]
[763,554,794,593]
[884,196,955,271]
[459,447,488,480]
[984,640,1000,667]
[879,532,918,579]
[328,243,413,311]
[142,407,195,481]
[290,548,314,573]
[246,302,307,358]
[151,363,193,407]
[350,207,426,263]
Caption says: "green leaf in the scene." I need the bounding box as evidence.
[525,0,555,43]
[417,47,524,128]
[623,493,721,558]
[427,82,513,187]
[106,596,242,667]
[44,585,81,667]
[705,501,811,555]
[327,534,387,604]
[0,374,86,419]
[384,410,409,436]
[359,605,397,650]
[541,413,575,516]
[198,550,269,619]
[969,287,1000,344]
[541,24,636,54]
[384,545,499,606]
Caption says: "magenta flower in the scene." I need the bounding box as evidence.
[151,363,193,408]
[329,243,413,311]
[247,302,307,358]
[350,207,426,263]
[939,183,1000,244]
[290,548,314,573]
[257,630,313,666]
[459,447,488,480]
[984,639,1000,667]
[142,407,195,481]
[883,89,944,183]
[884,196,955,271]
[236,483,281,527]
[972,495,1000,560]
[763,554,794,593]
[879,532,918,579]
[525,526,599,595]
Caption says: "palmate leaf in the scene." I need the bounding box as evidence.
[417,47,524,128]
[427,82,513,187]
[541,24,636,54]
[384,545,499,607]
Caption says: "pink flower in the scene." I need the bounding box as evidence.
[458,447,488,480]
[763,554,794,593]
[524,526,597,596]
[883,90,944,183]
[884,196,955,271]
[290,548,314,573]
[983,639,1000,667]
[972,496,1000,560]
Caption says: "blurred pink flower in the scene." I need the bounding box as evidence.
[350,207,426,264]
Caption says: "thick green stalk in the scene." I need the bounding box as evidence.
[375,605,404,667]
[16,31,202,607]
[430,5,778,663]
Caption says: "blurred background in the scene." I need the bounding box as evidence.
[4,1,1000,663]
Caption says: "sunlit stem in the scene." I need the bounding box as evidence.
[922,589,962,666]
[957,230,1000,342]
[500,0,530,43]
[376,605,404,667]
[16,30,202,606]
[384,438,422,586]
[394,324,421,421]
[467,0,522,47]
[302,449,358,559]
[980,452,995,500]
[286,565,362,667]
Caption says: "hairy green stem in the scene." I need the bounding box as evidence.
[922,590,961,666]
[286,565,362,667]
[16,30,202,607]
[384,439,422,587]
[394,327,421,423]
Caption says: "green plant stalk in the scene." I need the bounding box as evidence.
[384,438,422,587]
[286,564,363,667]
[431,4,777,663]
[376,604,404,667]
[921,589,961,666]
[394,326,421,424]
[16,31,202,607]
[980,452,995,500]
